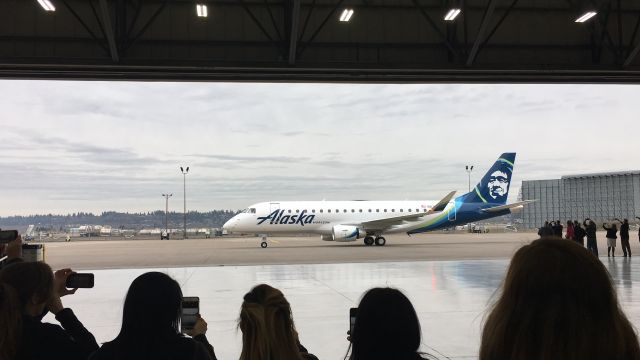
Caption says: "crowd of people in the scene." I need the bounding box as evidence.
[1,235,640,360]
[538,217,640,257]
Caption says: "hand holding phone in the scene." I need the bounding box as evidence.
[0,230,18,244]
[65,273,95,288]
[181,297,200,334]
[349,307,357,341]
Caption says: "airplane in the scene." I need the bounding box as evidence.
[223,153,534,248]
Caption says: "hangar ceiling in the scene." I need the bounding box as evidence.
[1,0,640,82]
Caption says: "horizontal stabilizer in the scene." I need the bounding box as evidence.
[430,191,457,213]
[480,200,537,213]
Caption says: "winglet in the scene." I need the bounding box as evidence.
[430,191,457,213]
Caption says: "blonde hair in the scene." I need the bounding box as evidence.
[238,284,303,360]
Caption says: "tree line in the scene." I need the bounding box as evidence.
[0,210,238,230]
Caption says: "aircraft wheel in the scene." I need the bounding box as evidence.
[261,241,268,248]
[364,236,374,246]
[375,236,386,246]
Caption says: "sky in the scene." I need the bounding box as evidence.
[1,81,639,216]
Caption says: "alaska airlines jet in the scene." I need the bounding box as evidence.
[223,153,533,247]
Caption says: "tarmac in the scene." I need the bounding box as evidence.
[41,231,640,270]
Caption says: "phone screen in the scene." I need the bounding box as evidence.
[349,307,358,336]
[66,273,95,288]
[181,297,200,333]
[0,230,18,244]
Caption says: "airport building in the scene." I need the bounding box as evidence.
[521,171,640,228]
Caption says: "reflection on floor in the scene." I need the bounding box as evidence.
[46,258,640,359]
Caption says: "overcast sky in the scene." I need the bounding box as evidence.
[1,81,638,216]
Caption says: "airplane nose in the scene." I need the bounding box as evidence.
[223,219,235,232]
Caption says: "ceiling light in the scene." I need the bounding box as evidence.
[575,11,597,23]
[339,9,354,22]
[196,4,208,18]
[37,0,55,11]
[444,8,461,21]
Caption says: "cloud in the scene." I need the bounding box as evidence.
[1,81,639,216]
[189,154,311,163]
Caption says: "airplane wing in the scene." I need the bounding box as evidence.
[353,212,432,230]
[348,191,457,231]
[480,200,537,213]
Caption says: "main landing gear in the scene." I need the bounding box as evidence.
[364,236,386,246]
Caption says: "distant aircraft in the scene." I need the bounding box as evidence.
[223,153,534,247]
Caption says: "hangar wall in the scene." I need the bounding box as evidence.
[521,171,640,228]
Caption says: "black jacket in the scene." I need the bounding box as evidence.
[574,226,586,241]
[538,226,554,237]
[552,224,563,237]
[620,223,630,239]
[89,334,217,360]
[18,308,99,360]
[603,224,617,239]
[584,221,597,240]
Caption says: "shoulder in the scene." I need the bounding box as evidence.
[89,343,116,360]
[302,353,319,360]
[174,336,208,356]
[24,317,66,336]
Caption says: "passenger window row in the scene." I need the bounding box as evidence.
[282,208,429,214]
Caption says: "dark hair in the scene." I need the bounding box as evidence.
[0,283,22,360]
[239,284,303,360]
[109,272,183,358]
[480,239,640,360]
[0,262,53,360]
[350,288,426,360]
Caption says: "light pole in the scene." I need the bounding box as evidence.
[162,193,172,237]
[180,166,189,239]
[465,165,474,193]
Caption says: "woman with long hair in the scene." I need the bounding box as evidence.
[480,238,640,360]
[239,284,318,360]
[90,272,216,360]
[348,287,433,360]
[0,261,98,360]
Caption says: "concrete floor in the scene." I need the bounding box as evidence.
[45,258,640,360]
[41,231,640,270]
[34,233,640,359]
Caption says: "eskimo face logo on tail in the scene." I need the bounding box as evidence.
[475,155,514,204]
[257,210,315,226]
[487,170,509,201]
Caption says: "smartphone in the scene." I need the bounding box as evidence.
[0,230,18,244]
[349,307,358,337]
[181,296,200,333]
[66,273,95,288]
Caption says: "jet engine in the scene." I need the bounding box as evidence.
[331,225,365,242]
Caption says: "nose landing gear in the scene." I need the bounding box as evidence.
[260,236,268,248]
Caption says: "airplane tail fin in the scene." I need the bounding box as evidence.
[463,153,516,205]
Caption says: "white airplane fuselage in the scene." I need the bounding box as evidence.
[224,200,442,237]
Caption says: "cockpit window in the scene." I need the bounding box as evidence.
[249,208,256,214]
